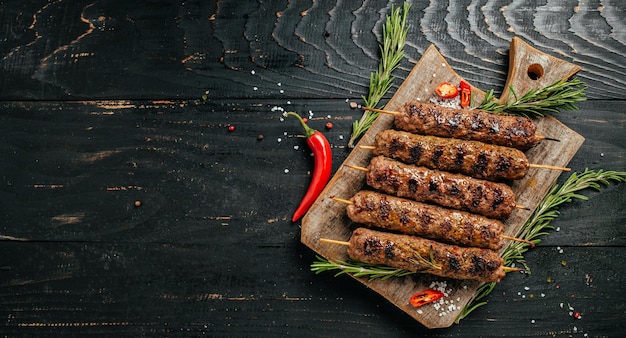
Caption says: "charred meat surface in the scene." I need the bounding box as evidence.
[346,191,505,250]
[347,228,507,283]
[366,156,516,219]
[374,129,530,181]
[394,102,539,150]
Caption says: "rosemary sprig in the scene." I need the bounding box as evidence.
[407,245,442,271]
[456,168,626,322]
[478,78,587,117]
[348,3,410,148]
[310,256,415,281]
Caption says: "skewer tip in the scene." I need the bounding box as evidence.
[502,235,536,248]
[331,196,354,205]
[503,266,525,273]
[320,238,351,246]
[345,164,370,172]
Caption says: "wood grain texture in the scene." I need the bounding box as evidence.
[0,1,624,100]
[0,0,625,336]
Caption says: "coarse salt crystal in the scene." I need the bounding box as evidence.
[531,319,535,324]
[294,146,299,150]
[339,135,344,140]
[287,101,291,104]
[280,89,284,94]
[277,82,281,86]
[277,138,282,143]
[284,168,289,173]
[524,286,530,291]
[253,86,258,91]
[251,70,255,75]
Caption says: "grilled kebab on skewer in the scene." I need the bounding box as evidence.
[345,228,509,283]
[344,190,506,250]
[371,129,530,181]
[360,156,518,220]
[368,101,543,150]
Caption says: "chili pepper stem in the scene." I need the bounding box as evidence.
[284,112,315,138]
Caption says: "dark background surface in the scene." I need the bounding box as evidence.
[1,1,624,337]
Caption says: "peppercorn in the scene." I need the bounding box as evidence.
[227,125,235,132]
[325,122,333,130]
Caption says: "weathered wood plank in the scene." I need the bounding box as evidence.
[0,242,624,336]
[0,1,624,100]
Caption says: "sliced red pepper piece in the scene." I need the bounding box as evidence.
[435,82,459,99]
[410,289,445,307]
[460,80,471,108]
[285,112,333,222]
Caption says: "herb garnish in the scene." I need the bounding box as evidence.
[311,255,415,281]
[478,78,587,117]
[348,3,410,148]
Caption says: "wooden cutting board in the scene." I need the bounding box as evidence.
[300,37,584,329]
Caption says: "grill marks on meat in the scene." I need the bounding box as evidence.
[346,191,505,250]
[374,130,530,181]
[366,156,516,219]
[347,228,506,283]
[397,102,539,150]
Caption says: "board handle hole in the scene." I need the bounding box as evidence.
[527,63,544,80]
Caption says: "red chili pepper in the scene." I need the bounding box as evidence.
[460,80,471,108]
[435,82,459,99]
[409,289,445,307]
[285,112,332,222]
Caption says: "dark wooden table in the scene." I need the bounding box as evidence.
[1,1,624,337]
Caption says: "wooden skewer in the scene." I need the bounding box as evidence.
[331,196,353,205]
[503,266,524,273]
[345,164,370,172]
[331,196,535,247]
[501,235,536,248]
[360,106,560,143]
[361,106,398,115]
[358,145,570,172]
[320,238,350,246]
[529,163,571,171]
